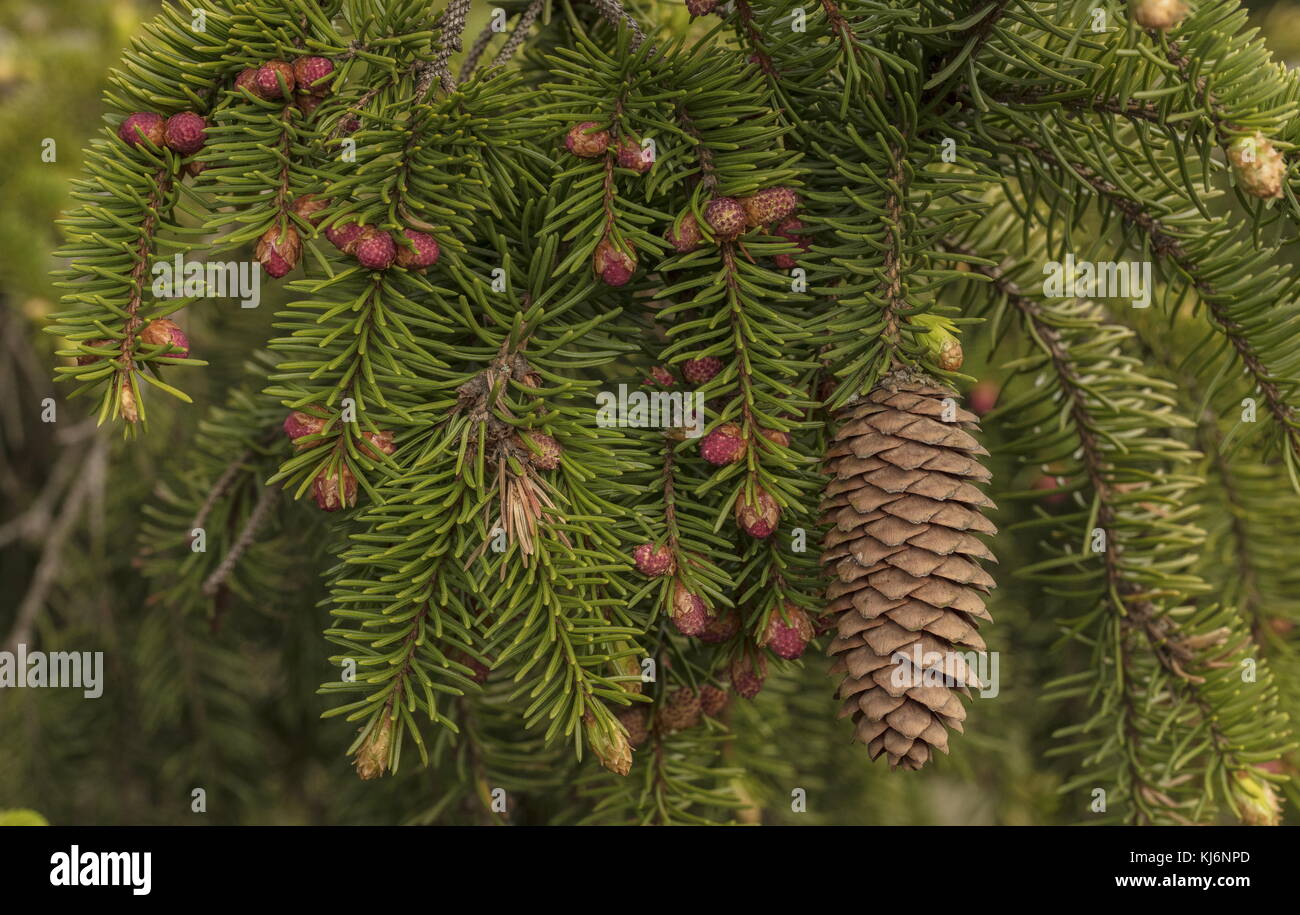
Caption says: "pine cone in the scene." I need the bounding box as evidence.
[820,371,996,770]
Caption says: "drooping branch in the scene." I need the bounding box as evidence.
[189,448,254,534]
[1014,138,1300,475]
[982,88,1164,124]
[200,484,279,598]
[948,239,1277,823]
[459,20,499,81]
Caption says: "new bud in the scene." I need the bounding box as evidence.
[671,581,709,637]
[729,650,767,699]
[633,543,675,577]
[325,219,365,254]
[1231,769,1281,826]
[700,423,747,466]
[735,485,780,538]
[565,121,610,158]
[615,706,650,748]
[283,411,327,447]
[293,56,335,95]
[519,431,562,470]
[118,112,165,149]
[698,608,740,644]
[681,356,722,385]
[585,712,633,777]
[256,224,301,278]
[593,239,636,286]
[255,60,296,99]
[1229,132,1286,200]
[699,684,730,716]
[764,603,814,659]
[1133,0,1188,30]
[705,197,748,242]
[394,228,440,271]
[312,465,357,511]
[666,212,703,253]
[163,112,207,155]
[355,229,396,270]
[354,715,393,780]
[740,186,799,227]
[139,318,190,358]
[656,687,703,733]
[616,137,654,173]
[360,429,396,460]
[290,194,330,228]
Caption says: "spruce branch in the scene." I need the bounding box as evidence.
[921,0,1014,107]
[732,1,778,80]
[674,104,718,191]
[460,19,499,82]
[491,0,546,69]
[817,0,853,57]
[1162,38,1242,148]
[40,0,1300,824]
[950,231,1292,823]
[877,141,909,367]
[1013,137,1300,485]
[983,88,1164,124]
[587,0,649,52]
[1112,308,1297,647]
[200,484,279,598]
[190,449,254,534]
[421,0,473,96]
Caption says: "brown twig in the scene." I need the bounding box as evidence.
[4,435,108,653]
[200,484,279,598]
[459,18,500,82]
[733,0,778,79]
[1163,39,1239,147]
[878,141,908,361]
[419,0,472,97]
[117,168,176,419]
[984,88,1164,123]
[490,0,545,69]
[588,0,649,52]
[189,448,254,534]
[675,105,718,191]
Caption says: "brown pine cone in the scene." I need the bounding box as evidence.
[820,370,996,770]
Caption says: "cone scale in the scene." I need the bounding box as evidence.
[820,371,997,770]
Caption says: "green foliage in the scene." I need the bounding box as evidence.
[9,0,1300,825]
